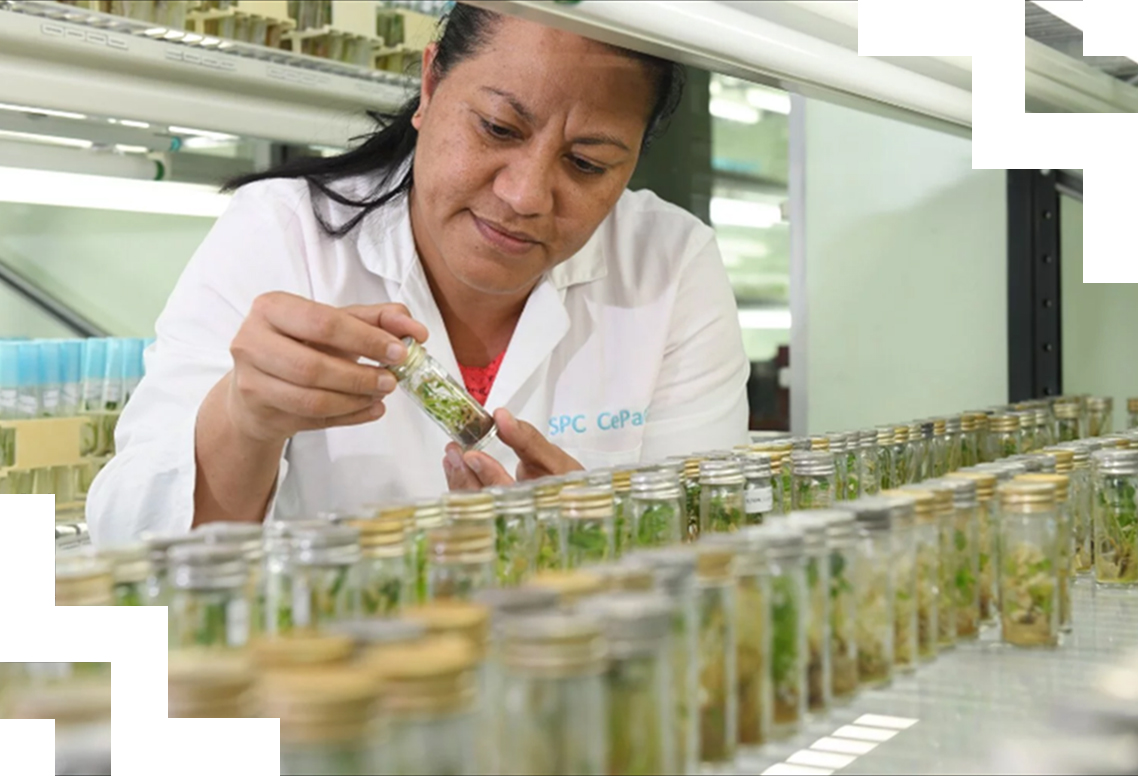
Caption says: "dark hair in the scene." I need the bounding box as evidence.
[223,3,686,238]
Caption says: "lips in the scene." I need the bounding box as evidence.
[475,215,538,244]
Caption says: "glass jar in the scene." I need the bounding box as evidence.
[997,481,1060,647]
[558,484,616,568]
[348,509,411,616]
[287,525,362,628]
[787,512,832,715]
[1017,472,1072,634]
[935,477,981,640]
[411,499,445,604]
[612,468,635,557]
[885,489,938,661]
[737,451,775,524]
[885,496,918,670]
[1013,453,1058,474]
[693,545,738,768]
[960,413,981,469]
[168,650,254,718]
[891,425,915,487]
[1129,398,1138,430]
[630,469,685,548]
[989,414,1021,459]
[973,411,992,464]
[141,532,203,606]
[581,593,676,776]
[633,548,699,775]
[262,666,385,776]
[55,550,113,605]
[194,521,266,637]
[498,612,608,776]
[250,631,359,671]
[387,337,497,451]
[1019,410,1041,454]
[913,420,932,482]
[488,484,538,587]
[1035,407,1054,450]
[825,433,849,502]
[7,676,112,775]
[168,543,251,649]
[876,426,895,490]
[96,543,152,606]
[699,459,746,535]
[948,470,998,624]
[858,429,880,496]
[770,444,794,516]
[1088,396,1113,438]
[371,634,481,776]
[427,522,495,601]
[1054,401,1082,443]
[754,525,808,739]
[1091,449,1138,586]
[1055,442,1094,575]
[944,415,964,474]
[913,481,957,648]
[850,499,894,688]
[790,450,837,510]
[533,476,567,572]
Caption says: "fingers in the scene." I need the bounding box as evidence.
[252,293,419,367]
[443,443,483,491]
[237,332,399,397]
[306,400,386,431]
[344,303,429,345]
[494,408,584,475]
[462,450,515,487]
[232,366,380,420]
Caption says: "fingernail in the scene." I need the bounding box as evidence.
[386,342,406,364]
[377,374,397,393]
[446,447,463,470]
[466,455,482,474]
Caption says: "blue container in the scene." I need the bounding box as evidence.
[16,341,42,418]
[81,338,108,412]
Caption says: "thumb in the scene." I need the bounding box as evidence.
[494,408,579,473]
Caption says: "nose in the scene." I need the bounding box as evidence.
[492,149,556,218]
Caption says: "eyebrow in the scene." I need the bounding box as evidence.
[479,86,632,153]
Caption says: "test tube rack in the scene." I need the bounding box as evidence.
[0,411,121,519]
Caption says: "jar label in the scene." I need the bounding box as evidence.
[746,486,773,514]
[227,599,249,647]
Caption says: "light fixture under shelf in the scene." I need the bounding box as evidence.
[0,165,229,217]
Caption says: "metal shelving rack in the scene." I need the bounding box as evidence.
[0,0,419,146]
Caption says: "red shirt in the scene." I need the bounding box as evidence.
[457,350,506,406]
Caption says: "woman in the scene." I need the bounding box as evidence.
[86,4,749,545]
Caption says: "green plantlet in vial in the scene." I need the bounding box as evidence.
[706,494,741,533]
[637,502,677,546]
[114,583,143,607]
[566,522,609,566]
[770,575,800,722]
[606,656,665,776]
[362,576,402,615]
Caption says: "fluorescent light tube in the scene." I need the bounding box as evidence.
[711,197,783,228]
[746,88,792,114]
[167,126,240,141]
[0,166,229,217]
[0,103,88,121]
[710,98,760,124]
[0,129,92,149]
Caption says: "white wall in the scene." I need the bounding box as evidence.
[1060,195,1134,431]
[796,98,1008,434]
[0,203,214,337]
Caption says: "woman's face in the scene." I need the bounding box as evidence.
[410,16,656,296]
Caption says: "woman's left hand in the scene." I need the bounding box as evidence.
[443,408,584,490]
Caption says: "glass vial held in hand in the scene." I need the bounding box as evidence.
[387,337,498,451]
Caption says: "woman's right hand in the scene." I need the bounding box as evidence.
[223,291,428,445]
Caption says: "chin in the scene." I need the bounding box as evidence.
[450,247,548,295]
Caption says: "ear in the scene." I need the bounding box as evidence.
[412,43,442,131]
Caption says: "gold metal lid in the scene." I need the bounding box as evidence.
[596,559,657,593]
[413,499,444,527]
[1015,473,1069,504]
[682,456,703,480]
[528,569,606,605]
[809,436,830,451]
[349,510,409,551]
[443,491,495,522]
[426,522,494,560]
[1102,436,1132,449]
[1038,447,1075,473]
[611,467,634,493]
[1054,401,1080,420]
[892,425,910,442]
[998,480,1057,512]
[694,544,735,581]
[933,418,947,436]
[989,414,1019,432]
[533,476,567,509]
[403,600,491,658]
[876,426,894,445]
[369,634,476,715]
[500,611,607,676]
[55,551,113,606]
[960,413,979,432]
[168,650,255,716]
[259,666,380,744]
[1087,396,1113,410]
[945,470,997,502]
[559,484,615,520]
[1129,398,1138,414]
[250,632,356,669]
[881,488,934,523]
[902,482,952,516]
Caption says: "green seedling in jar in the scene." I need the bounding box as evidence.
[495,516,530,586]
[735,578,766,748]
[636,502,678,548]
[1001,435,1019,458]
[804,558,828,711]
[937,523,957,646]
[698,591,732,764]
[878,448,893,491]
[413,375,494,450]
[828,551,857,700]
[1095,476,1138,584]
[114,581,145,607]
[978,509,994,621]
[845,451,860,500]
[413,531,430,604]
[953,527,978,638]
[1001,544,1057,646]
[856,567,891,686]
[893,560,916,669]
[770,575,802,729]
[172,593,236,649]
[780,468,793,513]
[565,521,611,568]
[704,494,742,534]
[535,519,562,572]
[360,575,403,616]
[685,482,702,540]
[794,477,832,510]
[608,654,666,775]
[294,566,353,627]
[0,427,14,467]
[915,545,938,659]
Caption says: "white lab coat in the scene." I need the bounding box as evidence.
[85,176,750,546]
